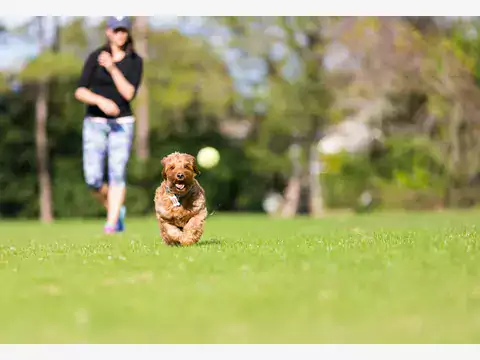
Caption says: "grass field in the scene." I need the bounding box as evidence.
[1,210,480,343]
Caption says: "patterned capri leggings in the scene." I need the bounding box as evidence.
[82,116,135,190]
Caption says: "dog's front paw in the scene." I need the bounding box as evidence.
[155,203,173,220]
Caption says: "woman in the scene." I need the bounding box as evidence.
[75,16,143,234]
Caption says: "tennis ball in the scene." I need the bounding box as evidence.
[197,147,220,168]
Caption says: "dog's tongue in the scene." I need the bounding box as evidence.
[175,183,185,190]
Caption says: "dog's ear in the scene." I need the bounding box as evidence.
[161,155,169,179]
[186,154,200,176]
[193,160,200,176]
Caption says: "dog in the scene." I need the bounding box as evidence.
[154,152,208,246]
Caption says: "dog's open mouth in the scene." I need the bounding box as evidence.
[175,183,185,190]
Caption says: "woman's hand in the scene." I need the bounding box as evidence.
[98,51,115,72]
[96,97,120,117]
[97,50,138,102]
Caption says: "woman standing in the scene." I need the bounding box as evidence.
[75,16,143,234]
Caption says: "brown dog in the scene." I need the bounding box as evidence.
[154,152,207,246]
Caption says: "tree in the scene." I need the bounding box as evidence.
[35,16,53,223]
[133,16,150,161]
[16,16,83,221]
[217,17,332,217]
[146,28,233,135]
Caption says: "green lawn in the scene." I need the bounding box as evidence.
[1,210,480,343]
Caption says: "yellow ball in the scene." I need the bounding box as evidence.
[197,147,220,168]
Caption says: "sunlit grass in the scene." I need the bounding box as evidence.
[1,210,480,343]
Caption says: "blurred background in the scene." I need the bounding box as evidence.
[1,16,480,222]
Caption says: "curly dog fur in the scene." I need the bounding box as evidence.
[154,152,207,246]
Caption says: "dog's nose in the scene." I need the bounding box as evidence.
[176,173,185,180]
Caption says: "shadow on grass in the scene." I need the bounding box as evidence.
[157,238,222,248]
[196,238,222,247]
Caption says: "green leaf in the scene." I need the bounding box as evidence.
[19,50,83,82]
[0,73,8,93]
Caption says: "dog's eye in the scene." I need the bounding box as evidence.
[169,165,175,170]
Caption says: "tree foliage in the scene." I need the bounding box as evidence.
[2,16,480,218]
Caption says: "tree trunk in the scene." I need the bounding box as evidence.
[281,142,302,218]
[308,115,325,218]
[133,16,150,161]
[36,80,53,223]
[305,28,327,218]
[445,102,463,207]
[281,178,301,218]
[35,16,53,223]
[308,139,325,217]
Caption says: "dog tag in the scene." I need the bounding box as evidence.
[169,195,181,207]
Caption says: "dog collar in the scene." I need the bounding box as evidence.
[165,185,192,207]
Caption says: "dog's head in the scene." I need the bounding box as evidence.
[161,152,200,195]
